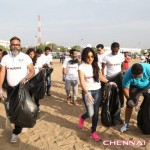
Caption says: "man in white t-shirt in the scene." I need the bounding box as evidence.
[62,49,80,105]
[96,44,107,105]
[44,47,53,96]
[0,36,35,143]
[102,42,124,122]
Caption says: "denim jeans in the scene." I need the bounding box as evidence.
[81,89,101,133]
[46,75,51,93]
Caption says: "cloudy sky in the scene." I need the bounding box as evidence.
[0,0,150,48]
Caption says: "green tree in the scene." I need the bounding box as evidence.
[47,43,58,52]
[0,45,7,51]
[71,45,82,52]
[37,43,46,52]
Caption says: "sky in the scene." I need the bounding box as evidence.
[0,0,150,49]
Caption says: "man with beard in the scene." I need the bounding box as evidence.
[62,49,80,105]
[0,36,35,143]
[102,42,124,123]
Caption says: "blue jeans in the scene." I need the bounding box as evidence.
[46,75,51,93]
[81,89,102,133]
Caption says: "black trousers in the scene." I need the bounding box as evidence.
[128,85,149,106]
[7,85,22,135]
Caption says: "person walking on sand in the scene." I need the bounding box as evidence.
[0,36,35,143]
[62,49,80,105]
[78,47,109,141]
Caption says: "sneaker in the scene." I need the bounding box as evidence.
[22,128,28,133]
[120,123,129,132]
[10,133,18,143]
[73,101,79,106]
[90,132,101,142]
[78,114,84,129]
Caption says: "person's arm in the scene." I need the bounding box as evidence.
[22,63,35,84]
[0,65,6,89]
[101,62,106,76]
[78,70,88,94]
[99,70,108,83]
[123,87,130,100]
[0,65,6,97]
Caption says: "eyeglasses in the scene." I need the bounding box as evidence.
[87,55,94,59]
[10,44,21,47]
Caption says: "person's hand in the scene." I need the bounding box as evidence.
[21,78,27,84]
[107,82,117,87]
[62,74,66,82]
[85,92,94,104]
[127,99,135,107]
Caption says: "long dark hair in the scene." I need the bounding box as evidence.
[26,48,37,66]
[81,47,99,82]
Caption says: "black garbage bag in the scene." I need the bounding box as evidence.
[101,84,121,127]
[28,69,46,99]
[137,93,150,134]
[4,84,39,128]
[43,65,53,77]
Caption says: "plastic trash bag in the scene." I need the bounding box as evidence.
[4,84,39,128]
[101,84,121,127]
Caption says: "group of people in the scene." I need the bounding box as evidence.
[62,42,150,141]
[0,36,150,143]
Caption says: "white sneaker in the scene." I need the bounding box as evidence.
[120,123,129,132]
[22,128,28,133]
[10,133,18,143]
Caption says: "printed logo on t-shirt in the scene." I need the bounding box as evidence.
[109,63,121,66]
[6,67,21,70]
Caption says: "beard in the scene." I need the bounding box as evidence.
[11,49,20,57]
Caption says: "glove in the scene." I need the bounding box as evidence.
[85,92,94,105]
[127,99,135,108]
[107,82,117,87]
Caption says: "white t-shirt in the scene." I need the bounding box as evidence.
[102,53,124,78]
[37,54,46,66]
[97,53,107,75]
[44,54,53,67]
[62,57,79,80]
[78,63,101,90]
[1,52,32,87]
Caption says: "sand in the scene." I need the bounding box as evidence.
[0,58,150,150]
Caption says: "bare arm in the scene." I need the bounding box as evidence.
[99,70,109,83]
[102,62,106,76]
[0,65,6,89]
[62,68,66,76]
[22,63,35,83]
[78,70,88,94]
[123,87,130,100]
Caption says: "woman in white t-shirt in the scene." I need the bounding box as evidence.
[26,48,43,108]
[78,47,108,142]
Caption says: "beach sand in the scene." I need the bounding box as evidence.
[0,58,150,150]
